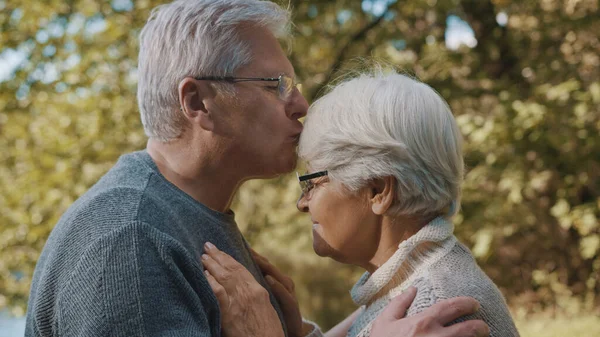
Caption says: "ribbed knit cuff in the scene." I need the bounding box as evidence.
[301,318,324,337]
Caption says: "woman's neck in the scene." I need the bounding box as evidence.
[350,216,456,307]
[363,213,439,274]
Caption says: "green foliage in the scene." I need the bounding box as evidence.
[1,0,599,331]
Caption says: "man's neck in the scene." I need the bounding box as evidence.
[146,138,242,213]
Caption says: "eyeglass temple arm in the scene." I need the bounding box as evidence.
[195,76,280,82]
[298,171,328,182]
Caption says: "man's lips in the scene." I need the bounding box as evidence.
[290,123,303,141]
[289,132,302,144]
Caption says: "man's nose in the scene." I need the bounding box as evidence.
[286,87,309,120]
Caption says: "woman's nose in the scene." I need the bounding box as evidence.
[296,193,309,212]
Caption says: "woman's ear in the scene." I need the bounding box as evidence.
[178,77,216,131]
[370,176,396,215]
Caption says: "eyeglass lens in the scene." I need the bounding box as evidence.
[279,75,294,100]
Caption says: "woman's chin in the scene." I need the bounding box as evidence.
[312,229,332,257]
[312,243,328,257]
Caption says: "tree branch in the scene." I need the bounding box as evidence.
[309,11,389,101]
[460,0,524,87]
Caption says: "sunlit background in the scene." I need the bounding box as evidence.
[1,0,599,336]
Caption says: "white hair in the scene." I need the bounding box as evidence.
[137,0,291,141]
[299,70,464,218]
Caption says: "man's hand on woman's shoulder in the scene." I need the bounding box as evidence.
[371,288,490,337]
[200,242,489,337]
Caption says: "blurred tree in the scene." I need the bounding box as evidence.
[0,0,598,328]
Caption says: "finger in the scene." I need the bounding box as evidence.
[258,260,294,293]
[428,297,480,325]
[201,253,231,284]
[251,252,295,293]
[250,248,273,273]
[253,252,274,274]
[266,275,297,315]
[249,247,275,267]
[205,270,230,311]
[204,242,242,272]
[438,319,490,337]
[249,246,265,260]
[249,247,276,271]
[377,287,417,321]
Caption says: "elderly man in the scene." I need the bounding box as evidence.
[25,1,489,336]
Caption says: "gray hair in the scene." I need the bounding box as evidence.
[299,70,464,218]
[137,0,291,141]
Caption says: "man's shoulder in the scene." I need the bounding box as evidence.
[64,151,159,226]
[61,181,149,235]
[39,153,159,259]
[88,150,156,198]
[48,149,238,271]
[27,219,217,337]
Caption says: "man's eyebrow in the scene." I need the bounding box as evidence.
[272,70,295,78]
[276,72,295,78]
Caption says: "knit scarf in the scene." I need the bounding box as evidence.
[350,216,456,306]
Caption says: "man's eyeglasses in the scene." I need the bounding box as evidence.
[297,170,328,199]
[195,74,296,101]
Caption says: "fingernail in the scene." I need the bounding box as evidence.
[204,269,210,276]
[202,254,209,261]
[266,275,275,285]
[477,325,489,337]
[205,242,215,251]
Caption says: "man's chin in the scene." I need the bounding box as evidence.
[283,156,298,173]
[270,153,298,175]
[246,155,297,179]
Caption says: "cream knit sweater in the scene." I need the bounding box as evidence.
[347,217,520,337]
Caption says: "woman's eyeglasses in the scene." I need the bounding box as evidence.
[296,170,328,199]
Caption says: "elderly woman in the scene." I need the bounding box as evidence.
[202,71,516,337]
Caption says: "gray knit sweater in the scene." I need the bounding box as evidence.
[348,217,519,337]
[24,151,288,337]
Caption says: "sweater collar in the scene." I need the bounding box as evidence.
[131,150,237,225]
[350,216,455,305]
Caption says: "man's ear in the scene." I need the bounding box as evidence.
[370,176,396,215]
[178,77,216,131]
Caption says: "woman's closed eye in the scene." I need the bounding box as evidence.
[304,180,316,194]
[306,177,329,197]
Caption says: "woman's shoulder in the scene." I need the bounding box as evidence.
[405,243,520,335]
[426,240,498,294]
[419,241,516,319]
